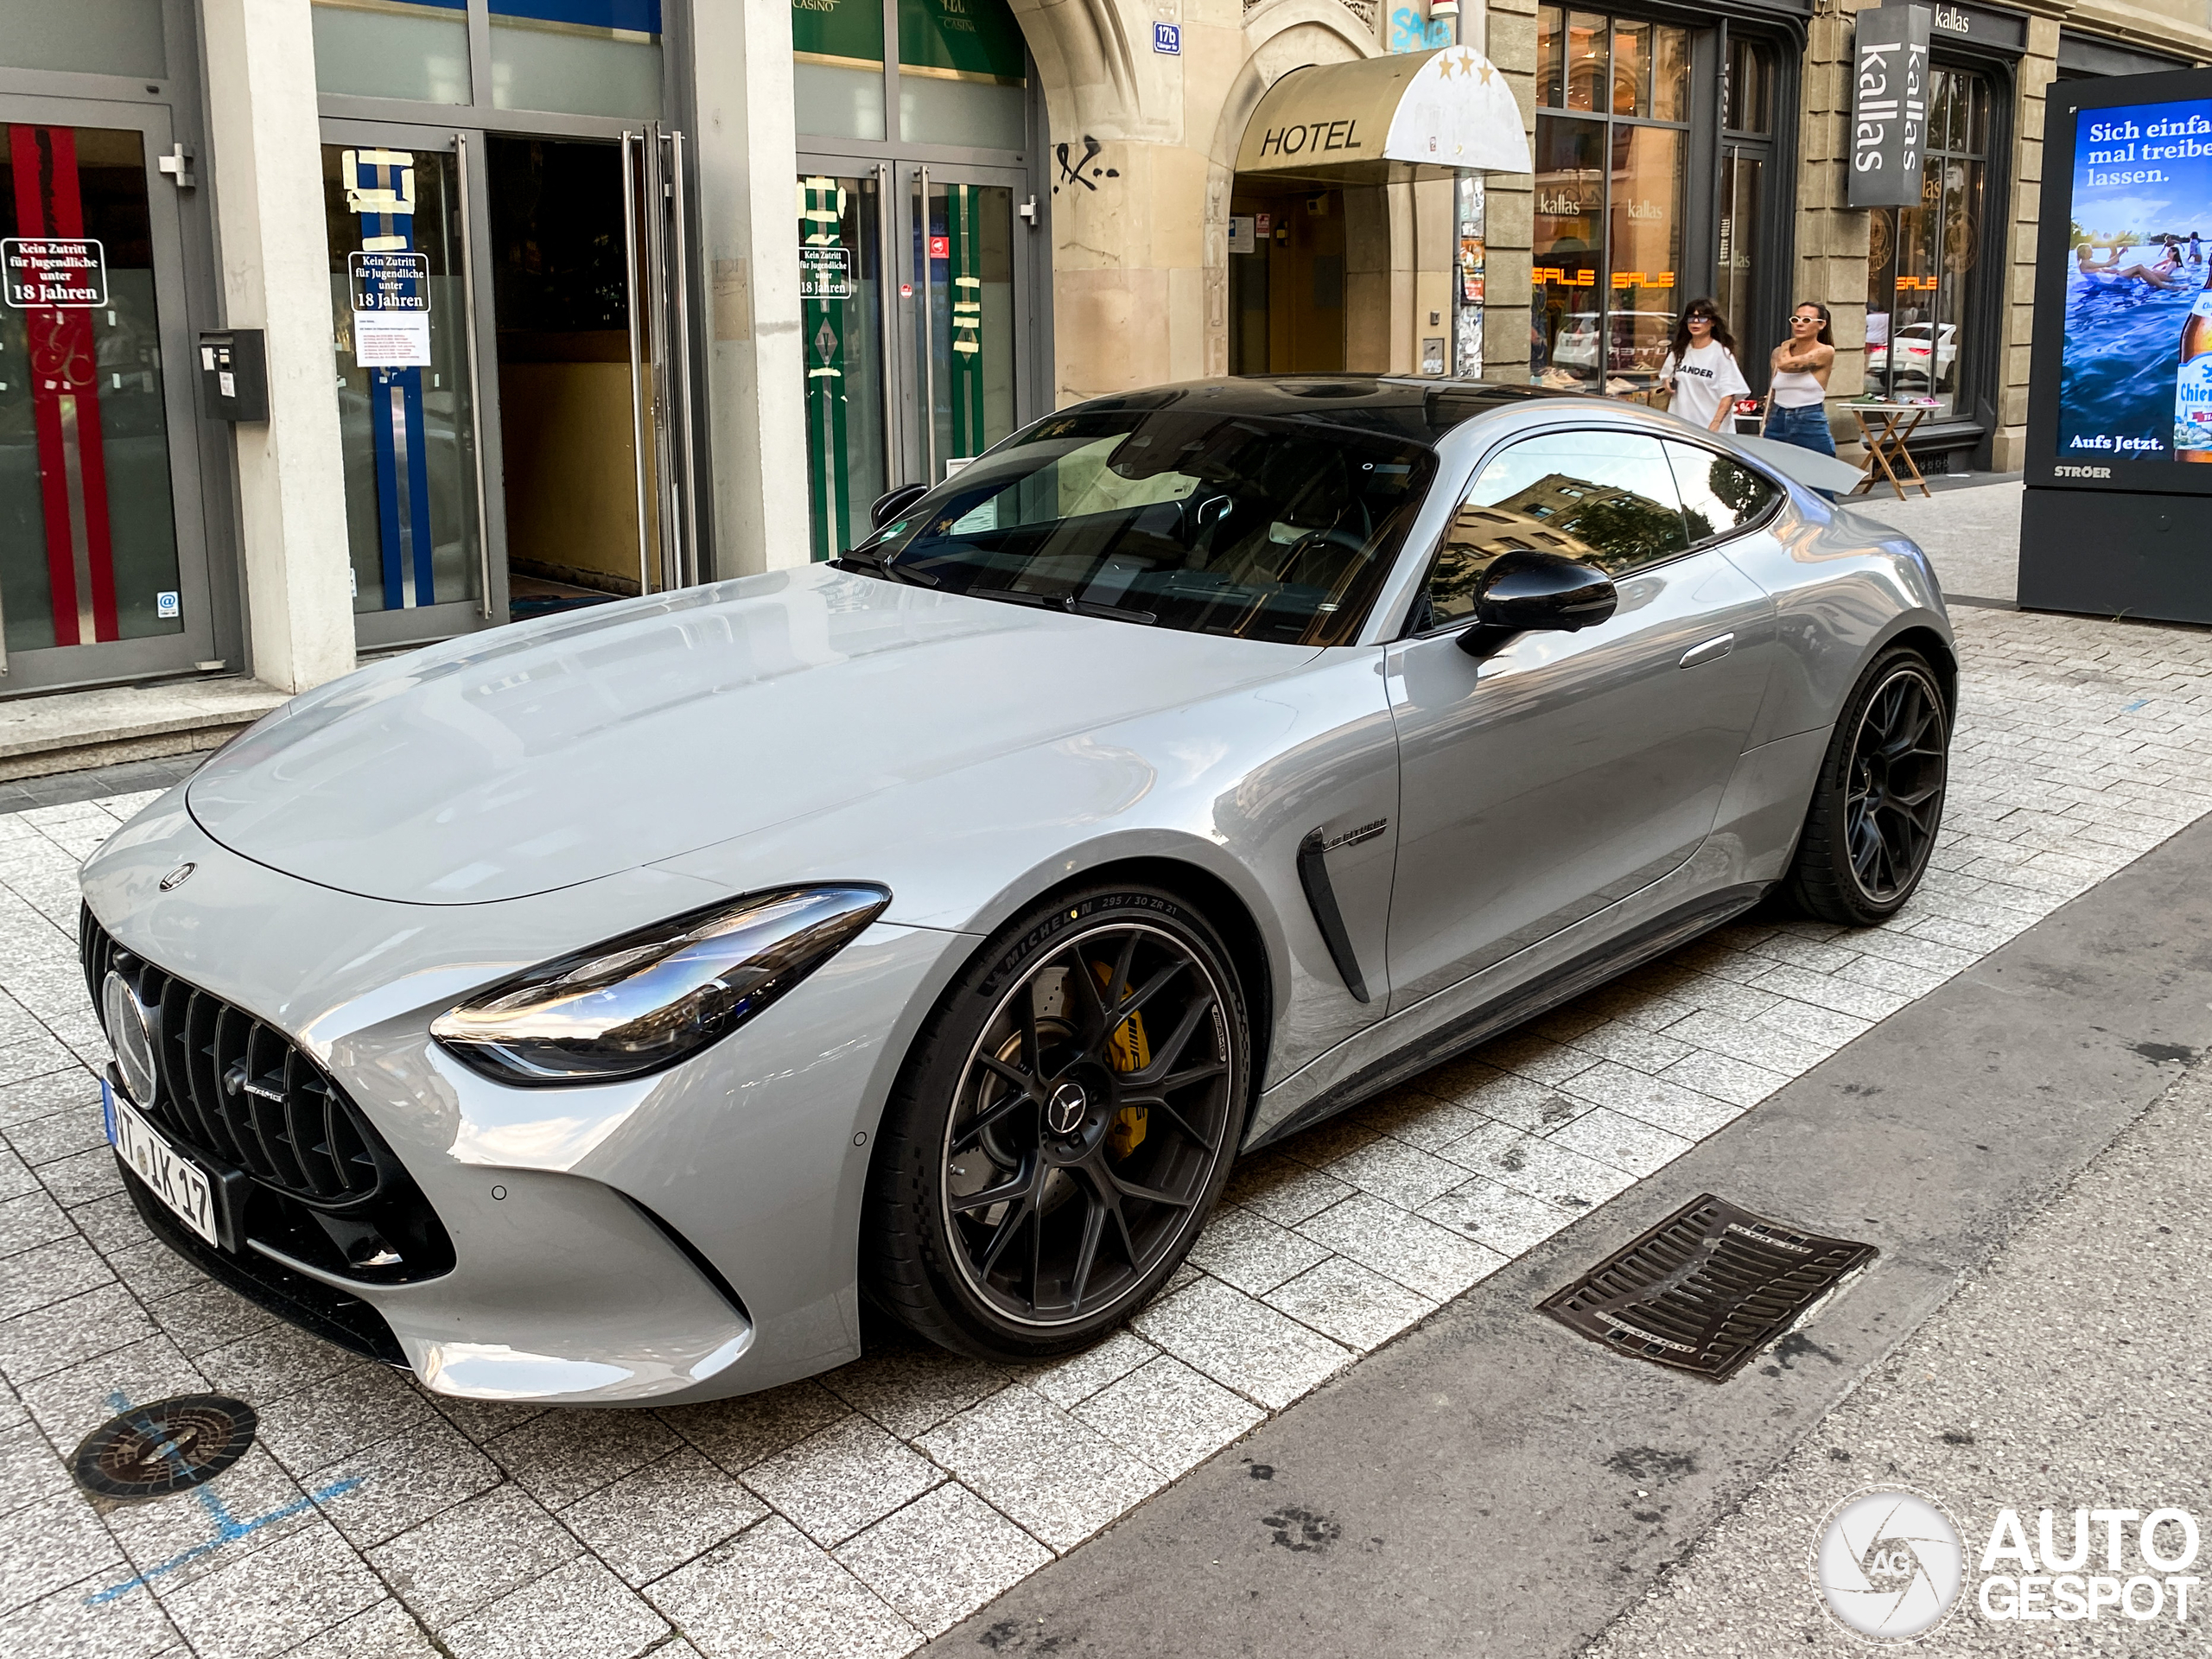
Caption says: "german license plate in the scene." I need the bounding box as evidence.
[104,1077,219,1246]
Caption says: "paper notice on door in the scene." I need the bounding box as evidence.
[353,310,431,367]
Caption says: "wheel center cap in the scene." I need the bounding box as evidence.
[1045,1081,1089,1137]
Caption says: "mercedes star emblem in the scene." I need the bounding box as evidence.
[1046,1081,1088,1137]
[159,862,196,892]
[100,972,160,1106]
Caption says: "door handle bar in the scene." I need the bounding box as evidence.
[454,132,494,621]
[620,130,651,598]
[875,162,899,488]
[916,165,936,485]
[1679,632,1734,669]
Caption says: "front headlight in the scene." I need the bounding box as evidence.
[429,885,891,1086]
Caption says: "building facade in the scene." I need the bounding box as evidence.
[0,0,2204,705]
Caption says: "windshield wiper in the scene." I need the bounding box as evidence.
[833,549,938,588]
[1066,597,1157,625]
[965,588,1156,625]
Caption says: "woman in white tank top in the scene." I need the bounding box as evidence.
[1765,302,1837,458]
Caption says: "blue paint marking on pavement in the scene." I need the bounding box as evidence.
[2124,697,2152,711]
[82,1390,365,1606]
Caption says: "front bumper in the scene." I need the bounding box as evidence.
[80,793,971,1405]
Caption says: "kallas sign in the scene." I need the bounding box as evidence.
[1848,3,1932,210]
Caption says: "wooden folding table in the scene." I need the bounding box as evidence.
[1846,402,1935,500]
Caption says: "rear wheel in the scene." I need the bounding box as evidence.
[1783,647,1950,925]
[863,885,1248,1362]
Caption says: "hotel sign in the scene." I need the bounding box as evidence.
[1848,4,1933,208]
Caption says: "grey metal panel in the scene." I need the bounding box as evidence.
[1382,548,1776,1009]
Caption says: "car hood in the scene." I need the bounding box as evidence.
[188,566,1317,905]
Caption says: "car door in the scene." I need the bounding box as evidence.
[1383,427,1777,1012]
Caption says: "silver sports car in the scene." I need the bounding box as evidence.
[79,378,1951,1405]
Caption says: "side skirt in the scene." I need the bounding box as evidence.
[1243,882,1770,1154]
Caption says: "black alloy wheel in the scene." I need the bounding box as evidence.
[865,886,1247,1361]
[1784,647,1950,925]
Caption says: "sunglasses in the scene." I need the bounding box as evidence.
[1688,313,1716,322]
[1791,315,1821,324]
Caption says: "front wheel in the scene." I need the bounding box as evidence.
[862,885,1249,1363]
[1783,646,1951,925]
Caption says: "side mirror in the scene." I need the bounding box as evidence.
[869,482,929,530]
[1457,549,1618,658]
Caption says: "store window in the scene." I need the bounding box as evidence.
[1,3,166,79]
[1717,35,1772,356]
[311,0,470,105]
[1531,8,1689,392]
[493,1,664,118]
[899,0,1028,149]
[795,0,1029,148]
[1866,67,1988,419]
[312,1,664,118]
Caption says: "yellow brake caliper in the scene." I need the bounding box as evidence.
[1094,962,1150,1158]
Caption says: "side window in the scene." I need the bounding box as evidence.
[1666,442,1779,545]
[1413,430,1689,630]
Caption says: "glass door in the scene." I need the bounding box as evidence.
[795,158,1032,560]
[0,95,218,692]
[325,121,702,647]
[799,168,889,563]
[321,129,491,647]
[915,170,1020,481]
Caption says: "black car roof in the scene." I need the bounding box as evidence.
[1065,376,1597,447]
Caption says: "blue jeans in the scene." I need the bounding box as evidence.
[1764,401,1837,457]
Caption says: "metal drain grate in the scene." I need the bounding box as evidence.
[72,1394,259,1500]
[1539,1194,1877,1382]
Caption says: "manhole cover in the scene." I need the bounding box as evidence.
[72,1394,258,1500]
[1539,1194,1877,1382]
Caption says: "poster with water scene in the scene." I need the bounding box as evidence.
[2060,94,2212,465]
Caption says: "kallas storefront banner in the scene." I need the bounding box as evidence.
[1848,5,1933,211]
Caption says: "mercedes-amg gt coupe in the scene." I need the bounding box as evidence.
[79,378,1952,1405]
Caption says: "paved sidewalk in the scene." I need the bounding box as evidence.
[3,602,2212,1659]
[1583,1058,2212,1657]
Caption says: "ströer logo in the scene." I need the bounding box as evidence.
[1814,1488,1966,1639]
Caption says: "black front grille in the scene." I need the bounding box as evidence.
[81,907,382,1207]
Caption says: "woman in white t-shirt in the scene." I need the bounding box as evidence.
[1658,299,1750,433]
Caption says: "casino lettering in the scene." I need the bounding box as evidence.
[1257,118,1364,157]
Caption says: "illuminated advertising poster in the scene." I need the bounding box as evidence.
[2023,67,2212,623]
[2042,85,2212,483]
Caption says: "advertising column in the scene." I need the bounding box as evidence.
[2021,67,2212,621]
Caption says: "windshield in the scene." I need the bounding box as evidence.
[849,409,1436,645]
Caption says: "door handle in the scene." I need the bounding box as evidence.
[1679,632,1734,669]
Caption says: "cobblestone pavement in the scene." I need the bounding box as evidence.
[3,603,2211,1659]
